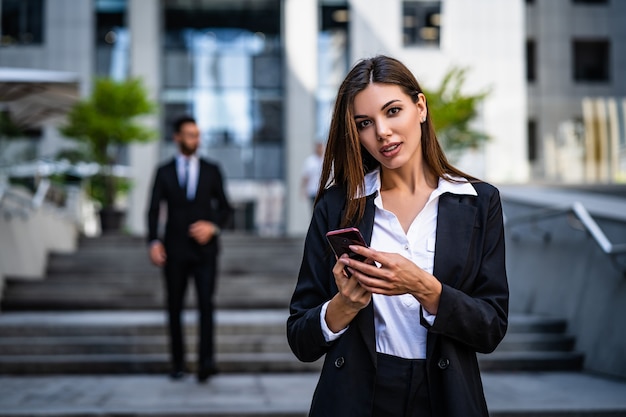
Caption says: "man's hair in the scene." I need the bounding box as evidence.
[173,115,196,133]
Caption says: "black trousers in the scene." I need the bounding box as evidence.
[163,255,217,371]
[373,353,432,417]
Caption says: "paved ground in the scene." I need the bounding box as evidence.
[1,371,626,416]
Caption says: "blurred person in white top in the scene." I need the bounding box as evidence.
[301,142,325,208]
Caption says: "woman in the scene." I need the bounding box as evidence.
[287,55,508,417]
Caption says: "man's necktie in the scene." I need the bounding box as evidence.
[181,159,189,197]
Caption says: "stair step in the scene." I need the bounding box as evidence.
[0,334,290,355]
[0,350,584,375]
[1,295,292,310]
[507,315,568,334]
[496,333,576,352]
[0,352,322,374]
[0,231,586,375]
[478,351,584,371]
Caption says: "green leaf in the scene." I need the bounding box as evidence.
[59,77,157,208]
[423,66,491,153]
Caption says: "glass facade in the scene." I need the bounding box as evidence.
[95,0,129,80]
[162,0,283,180]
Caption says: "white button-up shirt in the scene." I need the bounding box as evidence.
[321,168,477,359]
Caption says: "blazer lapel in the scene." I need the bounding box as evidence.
[433,194,477,287]
[165,159,186,199]
[353,193,378,367]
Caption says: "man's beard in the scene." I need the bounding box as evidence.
[179,142,197,156]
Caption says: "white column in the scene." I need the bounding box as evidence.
[284,0,318,236]
[126,0,161,236]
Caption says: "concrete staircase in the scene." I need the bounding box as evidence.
[0,233,584,375]
[1,233,302,310]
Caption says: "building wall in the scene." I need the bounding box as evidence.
[527,0,626,180]
[349,0,529,184]
[126,0,161,237]
[0,0,93,158]
[284,0,319,236]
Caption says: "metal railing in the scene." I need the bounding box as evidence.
[0,179,50,221]
[504,201,626,276]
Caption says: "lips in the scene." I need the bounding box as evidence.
[380,142,401,157]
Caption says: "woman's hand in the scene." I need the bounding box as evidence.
[340,245,443,314]
[324,254,372,333]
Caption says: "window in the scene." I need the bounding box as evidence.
[526,40,536,82]
[162,0,284,180]
[527,120,537,162]
[95,0,128,78]
[573,39,610,82]
[0,0,44,46]
[403,1,441,47]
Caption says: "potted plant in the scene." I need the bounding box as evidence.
[423,66,491,157]
[59,77,156,232]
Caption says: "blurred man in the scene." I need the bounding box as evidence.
[147,115,232,383]
[301,142,325,208]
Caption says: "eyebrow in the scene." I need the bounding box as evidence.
[354,99,401,120]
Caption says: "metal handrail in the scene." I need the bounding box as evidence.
[0,179,51,220]
[504,201,626,276]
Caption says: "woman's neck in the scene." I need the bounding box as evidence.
[380,163,436,195]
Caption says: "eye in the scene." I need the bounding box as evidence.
[357,119,372,130]
[387,107,401,116]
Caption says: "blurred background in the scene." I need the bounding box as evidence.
[1,1,626,408]
[1,0,623,238]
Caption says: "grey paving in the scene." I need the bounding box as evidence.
[1,371,626,416]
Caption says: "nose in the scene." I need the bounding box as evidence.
[376,119,392,141]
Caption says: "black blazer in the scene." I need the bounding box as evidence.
[147,158,232,260]
[287,181,509,417]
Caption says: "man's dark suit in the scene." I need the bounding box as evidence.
[147,157,232,375]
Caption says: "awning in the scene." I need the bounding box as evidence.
[0,68,80,128]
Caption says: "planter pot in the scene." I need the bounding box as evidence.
[99,208,126,233]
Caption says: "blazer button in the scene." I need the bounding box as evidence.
[334,356,345,368]
[437,358,450,370]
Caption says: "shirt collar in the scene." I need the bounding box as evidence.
[363,167,477,199]
[176,153,198,165]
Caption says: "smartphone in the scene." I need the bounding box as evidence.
[325,227,369,263]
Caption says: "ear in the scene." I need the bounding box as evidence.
[416,93,427,122]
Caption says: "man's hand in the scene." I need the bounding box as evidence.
[189,220,219,245]
[149,241,167,267]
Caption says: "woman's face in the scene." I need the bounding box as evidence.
[352,83,427,171]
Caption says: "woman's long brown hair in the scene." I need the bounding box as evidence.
[316,55,476,227]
